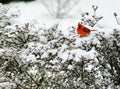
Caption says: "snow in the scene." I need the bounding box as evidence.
[0,0,120,88]
[0,82,16,89]
[58,51,69,63]
[21,53,37,63]
[47,49,57,55]
[39,36,48,44]
[41,52,48,59]
[67,64,74,70]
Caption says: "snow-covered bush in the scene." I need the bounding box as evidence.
[95,29,120,88]
[0,3,20,48]
[79,29,120,88]
[0,48,42,89]
[0,24,74,88]
[41,0,79,18]
[0,23,39,48]
[81,5,103,27]
[24,24,96,89]
[0,21,120,89]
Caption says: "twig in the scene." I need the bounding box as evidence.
[114,12,120,25]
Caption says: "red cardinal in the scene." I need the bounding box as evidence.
[77,22,97,37]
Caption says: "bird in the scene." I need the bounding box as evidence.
[76,22,97,37]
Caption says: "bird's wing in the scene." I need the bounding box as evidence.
[82,26,90,33]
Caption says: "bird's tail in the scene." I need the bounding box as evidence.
[90,30,97,31]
